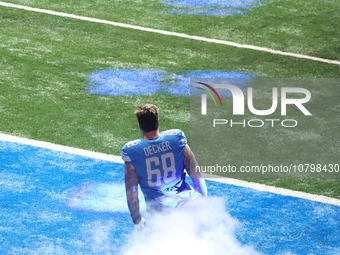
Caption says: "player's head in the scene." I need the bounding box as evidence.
[135,104,159,132]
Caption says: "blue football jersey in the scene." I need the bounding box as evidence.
[122,129,192,201]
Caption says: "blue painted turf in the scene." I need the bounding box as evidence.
[1,139,339,254]
[87,69,256,97]
[163,0,263,15]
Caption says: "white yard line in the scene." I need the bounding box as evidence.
[202,173,340,206]
[0,132,123,163]
[1,1,340,66]
[1,132,340,206]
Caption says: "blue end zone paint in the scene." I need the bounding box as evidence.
[209,181,340,254]
[1,139,340,254]
[87,69,256,97]
[0,140,132,254]
[163,0,262,15]
[87,69,166,96]
[66,182,147,213]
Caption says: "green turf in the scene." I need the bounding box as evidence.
[0,2,339,199]
[3,0,340,60]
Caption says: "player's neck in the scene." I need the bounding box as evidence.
[142,129,160,140]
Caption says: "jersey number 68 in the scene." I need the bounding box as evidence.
[145,152,177,187]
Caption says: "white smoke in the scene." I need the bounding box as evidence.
[119,197,261,255]
[89,220,115,255]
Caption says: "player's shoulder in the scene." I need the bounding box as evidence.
[161,129,186,137]
[161,129,187,145]
[122,139,142,162]
[123,139,141,149]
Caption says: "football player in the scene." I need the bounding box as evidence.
[122,104,207,231]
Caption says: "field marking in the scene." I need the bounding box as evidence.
[1,132,340,206]
[0,132,123,163]
[1,1,340,66]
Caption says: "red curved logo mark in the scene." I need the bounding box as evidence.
[197,82,222,106]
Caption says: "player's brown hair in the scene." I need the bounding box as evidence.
[135,104,159,132]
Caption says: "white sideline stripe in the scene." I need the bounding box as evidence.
[1,1,340,66]
[0,132,124,163]
[1,132,340,206]
[202,173,340,206]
